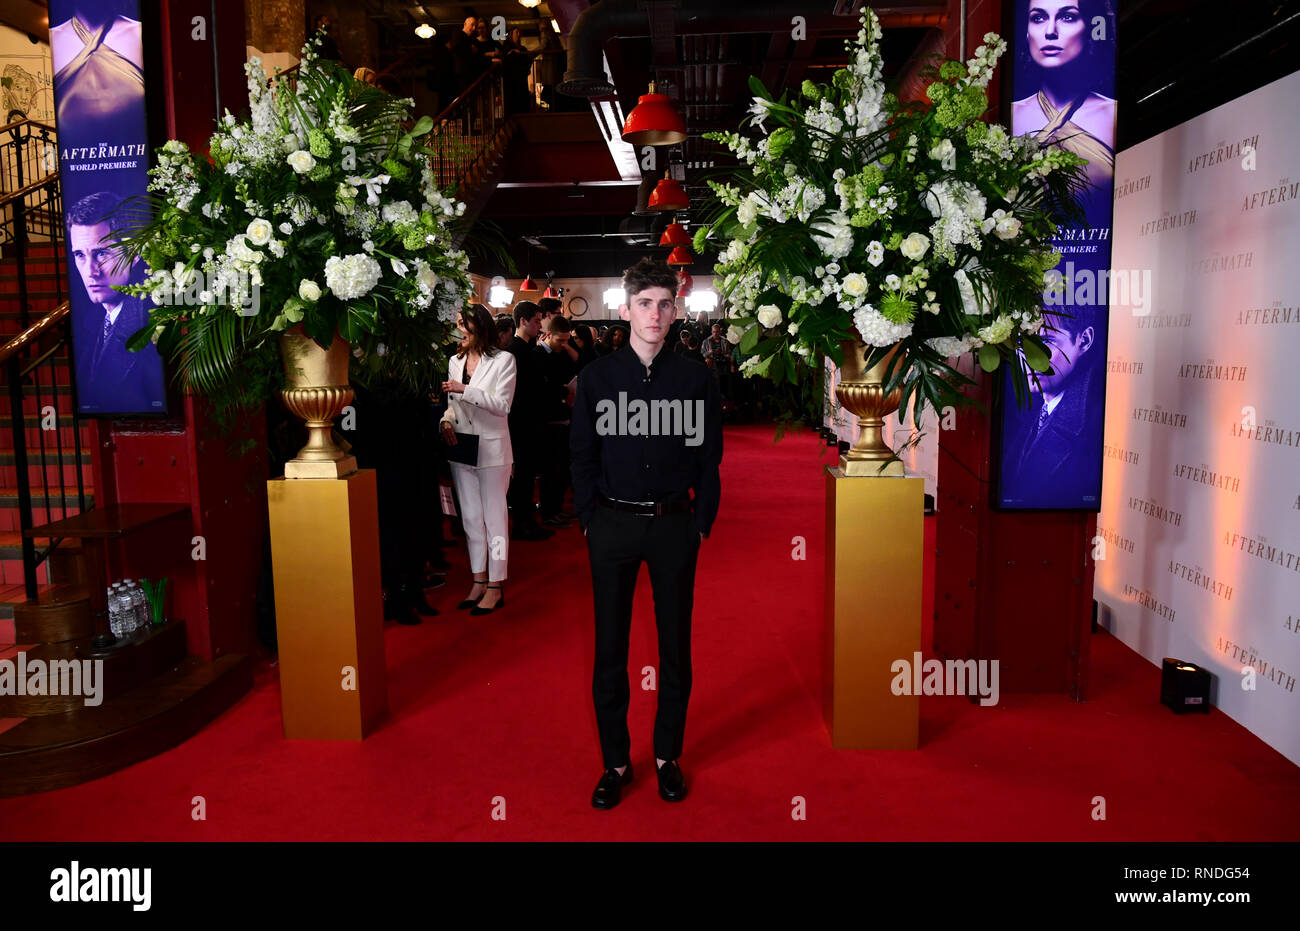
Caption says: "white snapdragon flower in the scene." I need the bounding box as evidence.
[287,150,316,173]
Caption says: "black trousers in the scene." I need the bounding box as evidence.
[587,504,701,767]
[539,422,570,517]
[507,424,542,527]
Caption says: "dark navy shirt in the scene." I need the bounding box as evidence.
[570,342,723,537]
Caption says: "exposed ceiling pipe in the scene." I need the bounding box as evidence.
[560,0,947,99]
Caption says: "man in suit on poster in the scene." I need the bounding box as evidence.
[1006,311,1104,508]
[67,191,165,414]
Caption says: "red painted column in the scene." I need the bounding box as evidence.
[87,1,268,661]
[932,0,1095,697]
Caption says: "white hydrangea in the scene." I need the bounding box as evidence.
[927,334,976,357]
[853,306,912,347]
[381,200,419,227]
[324,253,383,300]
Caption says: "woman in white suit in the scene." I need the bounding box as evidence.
[440,304,517,615]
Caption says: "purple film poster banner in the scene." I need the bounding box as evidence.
[993,1,1117,509]
[50,0,166,416]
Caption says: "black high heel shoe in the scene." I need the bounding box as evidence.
[457,583,487,610]
[470,584,505,616]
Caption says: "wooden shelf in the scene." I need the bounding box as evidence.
[24,503,189,540]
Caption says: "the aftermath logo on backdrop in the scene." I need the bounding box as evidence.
[50,0,166,416]
[993,1,1117,509]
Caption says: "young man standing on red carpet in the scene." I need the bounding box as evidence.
[571,257,723,809]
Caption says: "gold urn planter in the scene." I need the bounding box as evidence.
[835,337,905,477]
[279,325,358,479]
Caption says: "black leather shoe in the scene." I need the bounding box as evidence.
[469,585,504,616]
[656,760,687,802]
[591,764,633,809]
[382,590,422,626]
[401,583,439,617]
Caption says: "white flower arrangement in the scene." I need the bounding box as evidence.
[696,9,1087,419]
[116,30,474,410]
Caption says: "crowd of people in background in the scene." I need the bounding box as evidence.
[340,289,745,627]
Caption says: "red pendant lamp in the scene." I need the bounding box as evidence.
[659,221,690,247]
[519,275,538,292]
[621,82,687,146]
[648,174,689,212]
[543,284,560,299]
[667,245,693,266]
[677,270,694,298]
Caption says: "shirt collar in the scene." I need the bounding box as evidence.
[616,341,674,375]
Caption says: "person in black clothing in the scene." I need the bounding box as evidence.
[681,330,706,365]
[536,315,578,526]
[571,257,723,809]
[505,301,552,541]
[351,380,441,625]
[501,27,534,114]
[572,324,598,371]
[448,16,481,95]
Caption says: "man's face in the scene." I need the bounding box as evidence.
[464,16,477,35]
[711,324,722,338]
[542,328,567,351]
[519,312,541,340]
[70,222,132,307]
[620,286,676,349]
[1034,324,1093,395]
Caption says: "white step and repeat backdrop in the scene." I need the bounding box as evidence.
[1097,70,1300,765]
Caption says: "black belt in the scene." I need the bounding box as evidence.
[598,494,692,516]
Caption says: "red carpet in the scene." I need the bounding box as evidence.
[1,424,1297,840]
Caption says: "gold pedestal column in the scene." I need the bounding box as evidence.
[824,467,923,749]
[267,470,386,739]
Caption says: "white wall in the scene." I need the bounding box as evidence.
[1097,68,1300,764]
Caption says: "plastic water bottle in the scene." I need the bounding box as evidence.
[107,584,123,637]
[124,580,143,631]
[116,583,139,635]
[132,581,152,628]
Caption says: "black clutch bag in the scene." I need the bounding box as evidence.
[441,430,480,466]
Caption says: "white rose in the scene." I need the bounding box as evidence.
[298,279,322,302]
[899,232,930,260]
[756,304,782,329]
[787,322,799,336]
[994,215,1022,240]
[842,273,868,297]
[417,267,439,292]
[245,218,273,246]
[286,150,316,174]
[725,324,745,345]
[928,138,956,170]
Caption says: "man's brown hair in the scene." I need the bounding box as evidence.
[622,256,677,301]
